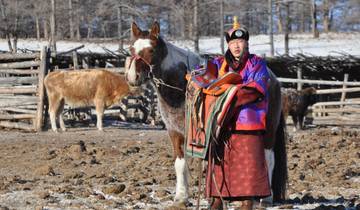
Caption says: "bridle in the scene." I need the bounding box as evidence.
[129,47,154,76]
[129,46,184,92]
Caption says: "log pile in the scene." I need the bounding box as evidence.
[266,54,360,85]
[201,53,360,85]
[0,47,49,131]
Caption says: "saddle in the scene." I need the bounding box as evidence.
[185,61,242,159]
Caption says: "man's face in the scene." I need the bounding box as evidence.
[228,39,247,59]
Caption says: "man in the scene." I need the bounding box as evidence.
[205,17,271,210]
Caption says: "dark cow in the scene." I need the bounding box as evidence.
[281,87,317,130]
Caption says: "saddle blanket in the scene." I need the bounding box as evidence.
[185,70,242,159]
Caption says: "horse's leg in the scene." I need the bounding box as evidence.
[262,149,275,205]
[261,114,287,205]
[168,129,188,204]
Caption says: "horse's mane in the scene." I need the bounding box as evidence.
[157,36,202,71]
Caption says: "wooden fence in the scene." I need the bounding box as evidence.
[0,47,49,131]
[279,73,360,126]
[0,46,159,131]
[1,49,359,131]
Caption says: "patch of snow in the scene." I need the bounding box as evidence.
[2,32,360,57]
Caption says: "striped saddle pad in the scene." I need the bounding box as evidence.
[185,71,242,159]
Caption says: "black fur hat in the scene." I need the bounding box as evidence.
[225,27,249,42]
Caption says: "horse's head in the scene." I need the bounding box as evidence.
[125,21,160,87]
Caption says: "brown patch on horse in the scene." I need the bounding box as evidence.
[168,130,185,159]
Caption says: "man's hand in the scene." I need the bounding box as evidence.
[235,87,262,107]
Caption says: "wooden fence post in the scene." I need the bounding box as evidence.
[297,68,302,91]
[340,73,349,115]
[35,46,48,131]
[340,74,349,103]
[73,50,79,69]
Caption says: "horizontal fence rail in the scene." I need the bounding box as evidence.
[0,53,40,61]
[278,77,360,86]
[0,60,41,69]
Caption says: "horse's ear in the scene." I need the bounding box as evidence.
[150,21,160,38]
[131,22,141,39]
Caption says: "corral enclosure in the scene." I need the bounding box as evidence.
[267,55,360,126]
[0,0,359,208]
[0,46,164,132]
[0,43,357,210]
[1,47,360,131]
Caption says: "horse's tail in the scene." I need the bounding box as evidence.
[272,112,288,202]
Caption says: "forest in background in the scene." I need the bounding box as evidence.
[0,0,359,53]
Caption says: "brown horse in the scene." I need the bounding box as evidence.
[125,21,287,206]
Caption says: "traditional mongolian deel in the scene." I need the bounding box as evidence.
[215,54,271,131]
[186,54,274,198]
[206,133,271,198]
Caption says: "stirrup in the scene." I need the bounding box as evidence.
[190,141,206,148]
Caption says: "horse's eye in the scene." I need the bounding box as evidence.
[130,47,135,55]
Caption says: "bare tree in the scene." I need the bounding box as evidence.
[193,0,199,52]
[50,0,57,52]
[311,0,319,38]
[0,0,22,52]
[323,0,329,33]
[284,1,290,55]
[220,0,224,54]
[0,0,357,43]
[69,0,74,39]
[276,1,283,33]
[268,0,274,56]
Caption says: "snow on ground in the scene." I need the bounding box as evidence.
[1,32,360,57]
[0,39,121,54]
[192,32,360,56]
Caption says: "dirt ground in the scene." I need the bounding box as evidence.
[0,121,359,210]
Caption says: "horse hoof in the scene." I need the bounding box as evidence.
[165,201,188,210]
[260,197,273,206]
[174,196,188,205]
[257,199,273,209]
